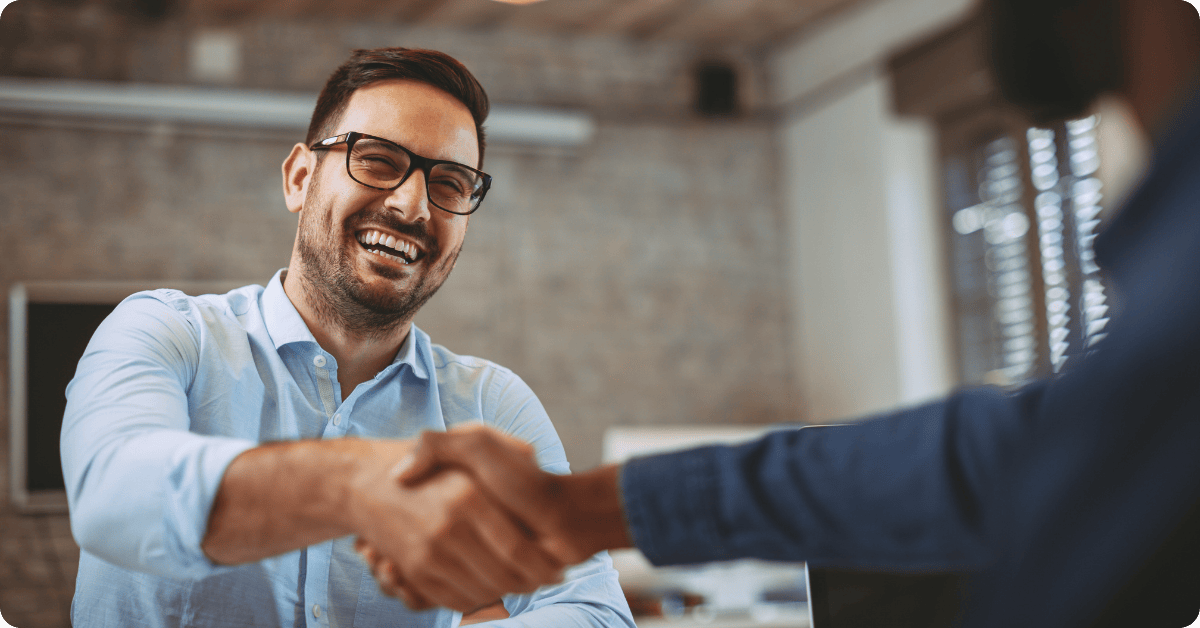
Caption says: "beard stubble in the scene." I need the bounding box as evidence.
[294,168,462,341]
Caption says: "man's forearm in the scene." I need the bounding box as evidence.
[201,437,409,565]
[202,434,564,612]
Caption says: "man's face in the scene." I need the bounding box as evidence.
[294,79,478,337]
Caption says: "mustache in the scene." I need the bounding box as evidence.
[347,208,438,254]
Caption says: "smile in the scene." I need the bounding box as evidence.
[356,229,422,265]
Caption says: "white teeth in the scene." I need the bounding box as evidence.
[367,248,409,264]
[357,230,419,264]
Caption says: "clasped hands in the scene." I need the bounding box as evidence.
[350,425,627,612]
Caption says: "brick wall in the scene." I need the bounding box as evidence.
[0,3,798,626]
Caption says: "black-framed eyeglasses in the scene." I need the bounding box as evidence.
[310,131,492,216]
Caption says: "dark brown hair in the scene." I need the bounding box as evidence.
[985,0,1124,125]
[306,47,490,166]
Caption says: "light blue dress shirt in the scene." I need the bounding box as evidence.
[61,270,633,628]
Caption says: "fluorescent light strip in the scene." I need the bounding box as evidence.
[0,77,594,146]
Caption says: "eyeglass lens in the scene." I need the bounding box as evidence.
[349,138,484,213]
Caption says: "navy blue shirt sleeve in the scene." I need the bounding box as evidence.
[620,387,1026,570]
[620,86,1200,628]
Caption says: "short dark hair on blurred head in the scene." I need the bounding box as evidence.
[986,0,1124,125]
[306,47,490,167]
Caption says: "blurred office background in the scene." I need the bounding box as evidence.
[0,0,1152,625]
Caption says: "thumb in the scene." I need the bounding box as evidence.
[392,434,444,485]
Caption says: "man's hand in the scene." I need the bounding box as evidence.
[201,437,564,613]
[345,439,565,611]
[394,425,630,562]
[355,426,631,607]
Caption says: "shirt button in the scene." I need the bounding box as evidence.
[312,604,321,618]
[332,413,342,426]
[313,355,326,367]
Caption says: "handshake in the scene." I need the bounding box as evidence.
[349,425,632,613]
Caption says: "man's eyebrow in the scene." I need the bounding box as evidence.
[360,137,405,151]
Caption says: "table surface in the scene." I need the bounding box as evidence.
[633,609,810,628]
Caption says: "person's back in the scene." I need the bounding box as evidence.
[364,3,1200,627]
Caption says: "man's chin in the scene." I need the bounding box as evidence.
[363,260,410,281]
[346,280,409,315]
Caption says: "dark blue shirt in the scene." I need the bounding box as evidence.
[620,88,1200,628]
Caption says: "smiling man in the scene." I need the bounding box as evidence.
[60,48,633,628]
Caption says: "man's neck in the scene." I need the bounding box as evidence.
[281,268,411,400]
[1120,0,1200,141]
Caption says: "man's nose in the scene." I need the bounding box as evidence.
[384,170,432,223]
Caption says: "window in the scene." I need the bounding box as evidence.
[889,17,1115,388]
[942,114,1111,386]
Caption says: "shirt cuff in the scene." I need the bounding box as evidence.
[619,446,730,566]
[162,436,258,577]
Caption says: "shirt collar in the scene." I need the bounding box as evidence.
[261,269,432,380]
[394,324,432,381]
[1095,85,1200,272]
[262,269,318,350]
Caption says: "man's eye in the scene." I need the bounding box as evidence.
[431,177,468,195]
[358,156,401,171]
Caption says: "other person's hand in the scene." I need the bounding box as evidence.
[395,425,631,566]
[346,439,565,611]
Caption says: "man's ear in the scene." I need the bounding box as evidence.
[282,143,315,214]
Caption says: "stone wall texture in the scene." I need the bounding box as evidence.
[0,2,799,626]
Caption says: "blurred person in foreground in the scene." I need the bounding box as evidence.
[60,47,633,628]
[366,1,1200,626]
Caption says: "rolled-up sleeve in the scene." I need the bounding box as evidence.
[477,367,635,627]
[61,293,255,579]
[491,553,636,628]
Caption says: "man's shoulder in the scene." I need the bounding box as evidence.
[425,340,515,378]
[120,283,265,324]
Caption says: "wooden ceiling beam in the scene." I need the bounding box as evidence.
[251,0,335,20]
[318,0,394,22]
[584,0,688,37]
[647,0,754,44]
[411,0,514,28]
[373,0,449,25]
[501,0,613,34]
[184,0,267,24]
[182,0,874,48]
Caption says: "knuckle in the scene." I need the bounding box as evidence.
[496,567,525,590]
[417,430,440,450]
[447,480,482,512]
[404,542,436,571]
[431,519,460,541]
[464,430,488,451]
[499,537,524,563]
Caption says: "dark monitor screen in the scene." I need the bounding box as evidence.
[24,302,118,492]
[9,280,247,512]
[807,566,967,628]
